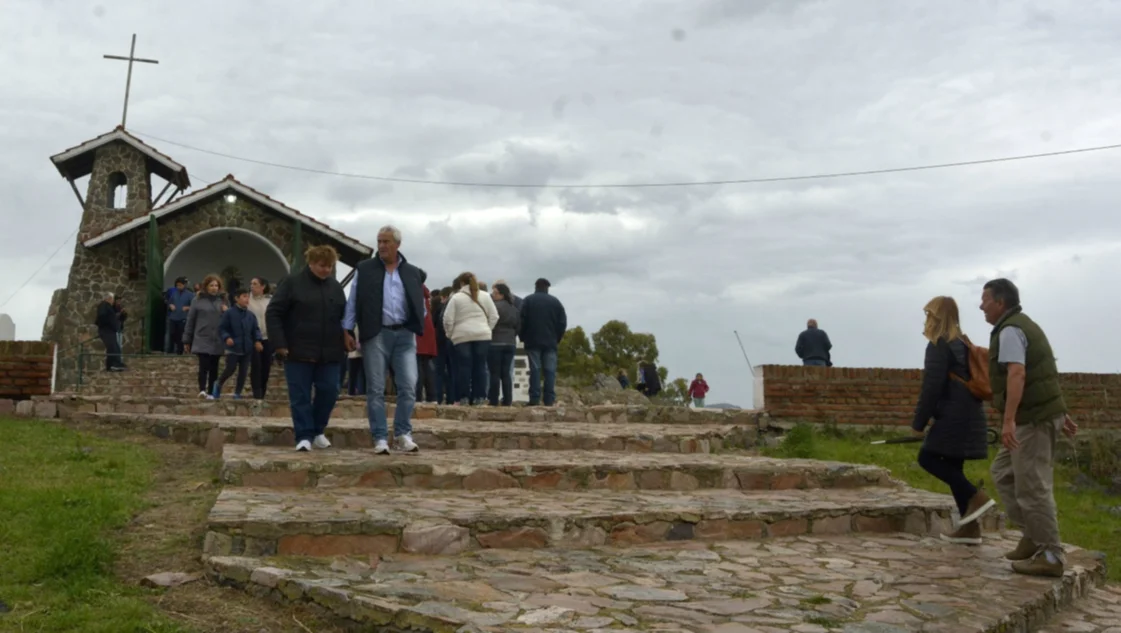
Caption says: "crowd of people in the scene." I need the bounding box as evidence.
[140,225,566,454]
[96,228,1077,581]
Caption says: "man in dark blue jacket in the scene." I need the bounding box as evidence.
[95,292,126,371]
[518,278,567,406]
[795,319,833,367]
[343,225,426,454]
[166,277,194,355]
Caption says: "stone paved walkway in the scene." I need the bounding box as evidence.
[204,487,959,558]
[207,532,1105,633]
[1037,584,1121,632]
[220,445,894,491]
[85,413,756,453]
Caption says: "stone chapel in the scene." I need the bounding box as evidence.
[43,126,373,385]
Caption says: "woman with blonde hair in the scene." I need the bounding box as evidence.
[912,295,994,545]
[442,272,498,405]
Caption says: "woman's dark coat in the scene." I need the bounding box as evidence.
[911,337,989,460]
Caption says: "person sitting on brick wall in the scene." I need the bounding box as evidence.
[911,296,994,545]
[981,278,1078,578]
[795,318,832,366]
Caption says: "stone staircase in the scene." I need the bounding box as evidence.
[51,394,1109,632]
[72,354,292,398]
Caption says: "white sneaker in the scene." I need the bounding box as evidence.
[205,394,216,401]
[373,439,390,454]
[313,434,332,449]
[295,440,312,452]
[396,434,419,453]
[198,391,208,398]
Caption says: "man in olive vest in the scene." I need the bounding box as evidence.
[982,278,1077,578]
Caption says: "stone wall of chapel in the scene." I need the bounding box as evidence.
[79,142,153,243]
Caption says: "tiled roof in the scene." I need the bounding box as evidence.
[49,126,191,189]
[82,175,373,260]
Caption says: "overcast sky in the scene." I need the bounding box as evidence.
[2,0,1120,406]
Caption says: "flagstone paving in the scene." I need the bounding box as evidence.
[79,412,757,453]
[204,486,961,558]
[220,446,895,491]
[1036,584,1121,632]
[206,532,1106,633]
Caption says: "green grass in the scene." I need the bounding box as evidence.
[764,423,1121,582]
[0,419,192,633]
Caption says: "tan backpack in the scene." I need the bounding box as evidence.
[951,335,992,401]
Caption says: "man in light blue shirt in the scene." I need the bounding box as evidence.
[343,225,427,454]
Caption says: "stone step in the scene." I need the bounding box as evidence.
[51,394,757,426]
[1037,583,1121,632]
[203,486,959,558]
[205,534,1106,633]
[79,413,756,454]
[220,445,894,491]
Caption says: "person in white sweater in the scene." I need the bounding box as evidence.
[442,272,498,405]
[247,277,273,400]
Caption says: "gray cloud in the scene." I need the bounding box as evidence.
[3,0,1121,405]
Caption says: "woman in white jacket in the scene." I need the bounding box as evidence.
[442,272,498,405]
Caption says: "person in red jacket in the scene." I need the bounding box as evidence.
[688,373,710,408]
[415,269,439,402]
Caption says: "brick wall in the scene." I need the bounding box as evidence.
[0,341,54,400]
[758,365,1121,430]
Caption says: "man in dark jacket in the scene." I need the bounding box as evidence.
[342,225,426,454]
[166,277,193,355]
[95,292,126,371]
[518,278,567,406]
[266,246,348,452]
[795,319,832,366]
[982,278,1078,578]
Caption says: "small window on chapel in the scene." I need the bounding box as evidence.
[108,172,128,209]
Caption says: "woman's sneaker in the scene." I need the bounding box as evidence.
[295,440,312,452]
[313,434,332,449]
[959,488,996,525]
[396,434,419,453]
[939,521,982,545]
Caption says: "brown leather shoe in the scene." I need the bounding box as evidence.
[939,520,982,545]
[1005,535,1038,561]
[959,489,996,525]
[1012,552,1064,578]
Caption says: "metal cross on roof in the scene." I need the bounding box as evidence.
[103,33,159,128]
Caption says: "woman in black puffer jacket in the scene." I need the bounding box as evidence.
[912,296,994,545]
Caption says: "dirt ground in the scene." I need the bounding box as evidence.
[71,422,353,633]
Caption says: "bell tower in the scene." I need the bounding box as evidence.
[49,127,189,243]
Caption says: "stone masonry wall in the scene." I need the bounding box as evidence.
[758,364,1121,430]
[0,341,53,403]
[79,142,153,243]
[50,181,337,386]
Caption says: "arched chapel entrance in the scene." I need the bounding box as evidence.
[164,227,290,293]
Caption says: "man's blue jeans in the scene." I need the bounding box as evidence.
[284,360,342,443]
[526,347,558,406]
[803,359,828,367]
[363,328,418,442]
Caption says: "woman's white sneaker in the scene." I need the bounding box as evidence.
[374,439,390,454]
[396,434,419,453]
[313,434,332,449]
[295,440,312,452]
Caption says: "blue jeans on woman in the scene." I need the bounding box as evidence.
[284,360,341,444]
[454,340,490,404]
[487,344,516,406]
